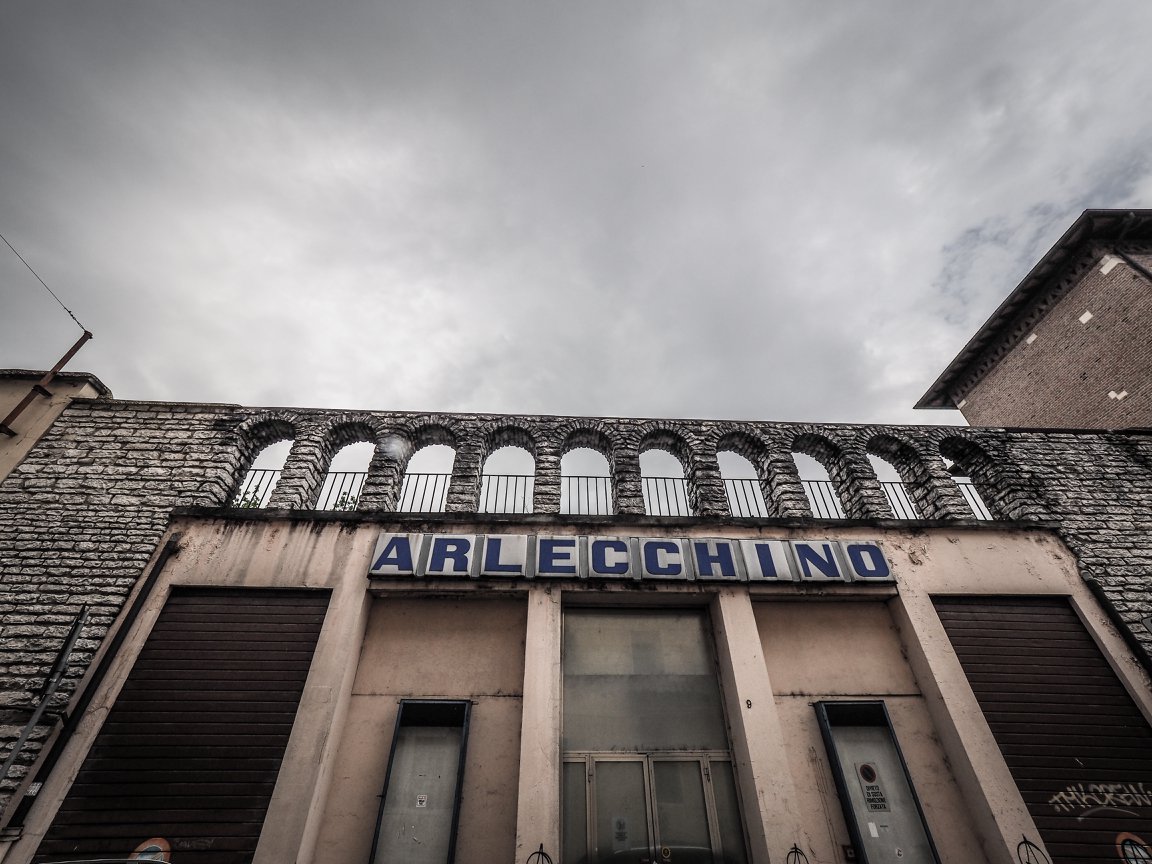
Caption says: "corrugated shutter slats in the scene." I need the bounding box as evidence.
[936,596,1152,863]
[33,587,329,864]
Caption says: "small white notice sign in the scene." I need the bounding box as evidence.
[416,794,428,808]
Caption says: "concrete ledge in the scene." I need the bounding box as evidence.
[170,505,1063,534]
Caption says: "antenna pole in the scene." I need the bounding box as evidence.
[0,330,93,437]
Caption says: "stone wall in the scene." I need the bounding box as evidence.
[1,396,1151,808]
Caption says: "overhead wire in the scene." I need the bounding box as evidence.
[0,229,87,330]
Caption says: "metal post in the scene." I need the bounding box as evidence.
[0,330,93,436]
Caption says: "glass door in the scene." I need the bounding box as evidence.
[651,759,714,863]
[564,754,747,864]
[593,759,651,863]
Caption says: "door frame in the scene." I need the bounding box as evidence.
[564,750,740,863]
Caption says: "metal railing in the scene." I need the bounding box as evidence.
[399,472,451,512]
[724,478,770,518]
[316,471,367,510]
[479,474,534,513]
[230,470,992,520]
[562,475,613,515]
[642,476,691,517]
[802,480,847,519]
[232,468,281,507]
[881,480,920,519]
[956,478,993,520]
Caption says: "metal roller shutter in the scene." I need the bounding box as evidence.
[935,596,1152,862]
[33,587,329,864]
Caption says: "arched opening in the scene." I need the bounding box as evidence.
[562,447,612,515]
[316,442,375,510]
[792,440,847,520]
[793,452,846,518]
[939,456,992,520]
[233,439,292,508]
[868,454,920,519]
[399,444,456,512]
[640,449,691,516]
[938,436,1011,520]
[481,446,534,513]
[718,451,767,517]
[866,433,940,519]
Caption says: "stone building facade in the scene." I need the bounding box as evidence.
[0,371,1151,863]
[918,208,1152,428]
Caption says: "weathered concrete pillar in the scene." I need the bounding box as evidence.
[834,447,893,519]
[356,434,414,512]
[268,430,328,509]
[891,589,1047,864]
[711,589,810,863]
[688,450,729,517]
[762,445,810,518]
[445,438,483,513]
[533,439,562,515]
[513,585,562,864]
[611,445,645,515]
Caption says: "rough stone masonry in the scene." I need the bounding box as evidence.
[1,393,1151,808]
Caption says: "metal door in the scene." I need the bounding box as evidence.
[371,700,471,864]
[816,702,940,864]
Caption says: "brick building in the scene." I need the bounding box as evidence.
[0,363,1151,864]
[918,209,1152,428]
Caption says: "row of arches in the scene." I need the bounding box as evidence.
[227,414,1032,522]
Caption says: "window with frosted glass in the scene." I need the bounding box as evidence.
[562,610,729,751]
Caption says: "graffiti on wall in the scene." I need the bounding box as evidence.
[1048,783,1152,820]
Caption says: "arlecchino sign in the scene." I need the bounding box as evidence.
[368,532,892,584]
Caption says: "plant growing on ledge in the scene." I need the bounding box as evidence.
[234,488,266,509]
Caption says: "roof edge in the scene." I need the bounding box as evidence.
[916,209,1152,409]
[0,368,112,397]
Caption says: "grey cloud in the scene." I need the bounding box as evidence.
[3,1,1152,427]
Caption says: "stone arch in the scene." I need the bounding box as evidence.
[403,422,459,475]
[559,428,615,515]
[560,426,615,461]
[738,428,810,518]
[865,432,932,519]
[228,414,299,506]
[390,423,458,513]
[638,427,692,471]
[939,434,1040,520]
[412,422,459,452]
[716,430,772,517]
[716,429,770,465]
[479,423,539,514]
[865,431,974,520]
[235,414,298,469]
[308,418,392,512]
[791,430,844,469]
[310,418,379,506]
[866,430,926,513]
[790,431,853,518]
[638,427,697,516]
[483,423,539,461]
[324,418,383,453]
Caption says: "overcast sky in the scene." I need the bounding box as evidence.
[3,1,1151,428]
